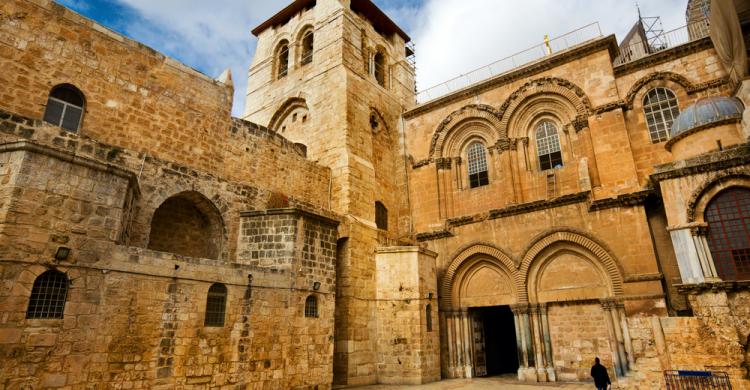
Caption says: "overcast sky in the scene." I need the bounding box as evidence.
[57,0,688,116]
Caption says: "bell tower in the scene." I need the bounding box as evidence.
[244,0,419,385]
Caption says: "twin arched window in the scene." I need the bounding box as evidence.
[204,283,227,327]
[43,84,85,132]
[467,142,489,188]
[535,120,563,171]
[373,51,386,87]
[705,187,750,281]
[276,40,290,79]
[27,270,69,319]
[643,87,680,143]
[301,30,314,65]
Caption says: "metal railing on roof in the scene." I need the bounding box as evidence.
[415,22,603,103]
[614,18,710,66]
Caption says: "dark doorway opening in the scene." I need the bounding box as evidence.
[474,305,519,376]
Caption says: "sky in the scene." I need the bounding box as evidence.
[56,0,688,116]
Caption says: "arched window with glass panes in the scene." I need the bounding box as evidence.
[643,87,680,143]
[467,142,489,188]
[705,187,750,281]
[26,270,69,319]
[535,120,563,170]
[204,283,227,327]
[43,84,85,133]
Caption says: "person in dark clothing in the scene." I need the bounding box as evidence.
[590,357,611,390]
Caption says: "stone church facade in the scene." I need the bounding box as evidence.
[1,0,750,389]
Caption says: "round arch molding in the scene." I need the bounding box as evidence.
[439,242,518,309]
[428,104,503,159]
[688,172,750,223]
[268,97,309,132]
[498,77,592,136]
[624,71,694,109]
[518,229,624,303]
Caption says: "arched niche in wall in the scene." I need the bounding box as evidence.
[147,191,225,260]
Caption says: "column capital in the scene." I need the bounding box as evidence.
[510,303,529,314]
[600,298,617,310]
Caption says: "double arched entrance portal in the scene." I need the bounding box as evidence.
[439,231,631,382]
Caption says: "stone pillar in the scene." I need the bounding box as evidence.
[608,302,628,374]
[511,304,536,381]
[616,303,634,369]
[460,309,473,378]
[669,225,720,283]
[442,311,456,378]
[530,305,547,382]
[511,305,528,380]
[601,300,624,377]
[539,304,556,382]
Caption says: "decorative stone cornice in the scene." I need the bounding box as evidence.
[592,100,627,115]
[488,192,589,219]
[676,280,750,295]
[404,36,618,118]
[588,190,652,211]
[651,144,750,182]
[415,230,453,242]
[623,273,664,283]
[446,214,482,228]
[613,37,713,77]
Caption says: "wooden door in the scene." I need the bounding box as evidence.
[472,311,487,377]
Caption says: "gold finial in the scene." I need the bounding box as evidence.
[544,34,552,55]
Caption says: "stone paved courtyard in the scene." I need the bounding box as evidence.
[342,376,601,389]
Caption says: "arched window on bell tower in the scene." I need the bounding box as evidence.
[276,40,290,79]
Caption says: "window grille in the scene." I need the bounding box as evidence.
[467,142,489,188]
[277,42,289,79]
[664,370,732,389]
[301,30,314,65]
[535,120,563,171]
[426,304,433,332]
[375,201,388,230]
[204,283,227,327]
[705,187,750,281]
[304,295,318,318]
[26,270,69,319]
[43,84,84,132]
[643,88,680,143]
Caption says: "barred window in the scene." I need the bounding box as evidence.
[304,295,318,318]
[204,283,227,327]
[426,304,433,332]
[535,120,563,171]
[375,201,388,230]
[643,88,680,143]
[26,270,68,319]
[277,41,289,79]
[705,188,750,281]
[467,142,489,188]
[43,84,84,133]
[301,30,313,65]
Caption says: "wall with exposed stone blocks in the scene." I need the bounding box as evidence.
[0,245,336,389]
[375,247,440,385]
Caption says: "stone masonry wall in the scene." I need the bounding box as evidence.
[0,245,336,389]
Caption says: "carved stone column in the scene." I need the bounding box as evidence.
[443,311,457,378]
[616,303,635,369]
[539,304,556,381]
[530,305,547,381]
[511,303,536,381]
[460,309,473,378]
[512,306,525,375]
[601,299,624,377]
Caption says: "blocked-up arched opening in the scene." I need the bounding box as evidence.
[147,191,224,260]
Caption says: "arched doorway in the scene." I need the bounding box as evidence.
[440,244,520,379]
[147,191,224,260]
[521,231,627,383]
